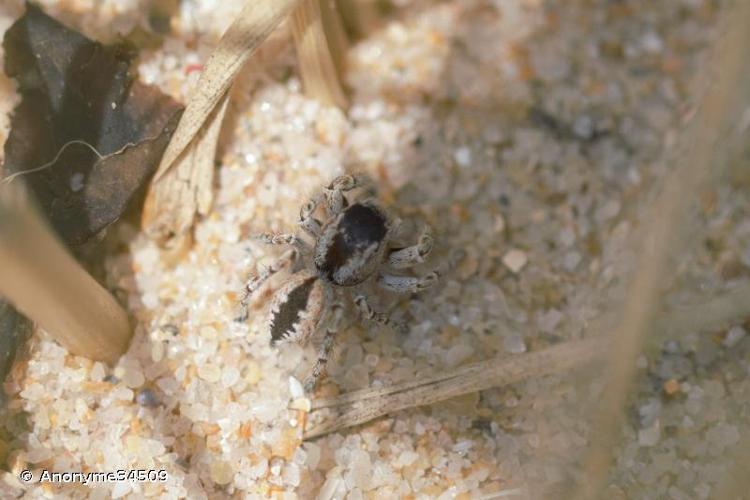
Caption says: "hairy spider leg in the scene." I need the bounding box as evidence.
[387,225,434,269]
[253,232,311,254]
[324,174,374,216]
[304,299,345,393]
[354,294,408,334]
[378,248,465,294]
[299,194,324,237]
[236,249,299,322]
[377,271,440,294]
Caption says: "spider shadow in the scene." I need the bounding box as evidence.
[324,1,537,399]
[318,1,622,495]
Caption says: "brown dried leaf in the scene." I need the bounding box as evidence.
[2,3,182,244]
[0,299,32,405]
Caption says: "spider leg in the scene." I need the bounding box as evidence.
[354,294,408,334]
[299,195,323,237]
[379,248,465,294]
[377,271,440,294]
[387,225,433,269]
[324,174,372,216]
[235,249,298,322]
[304,301,345,393]
[254,232,311,254]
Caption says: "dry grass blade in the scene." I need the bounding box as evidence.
[658,283,750,336]
[573,3,750,498]
[193,94,230,216]
[305,282,750,440]
[304,337,607,439]
[153,0,300,181]
[714,429,750,500]
[292,0,349,109]
[319,0,349,77]
[336,0,381,39]
[0,184,132,364]
[142,92,230,245]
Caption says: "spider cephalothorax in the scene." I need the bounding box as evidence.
[315,200,392,286]
[238,174,438,392]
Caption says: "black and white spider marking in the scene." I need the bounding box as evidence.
[237,174,439,392]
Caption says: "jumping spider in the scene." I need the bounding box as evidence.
[237,174,440,392]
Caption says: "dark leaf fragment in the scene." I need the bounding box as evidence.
[0,300,32,406]
[2,3,183,244]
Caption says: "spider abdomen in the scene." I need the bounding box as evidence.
[314,201,389,286]
[268,271,324,346]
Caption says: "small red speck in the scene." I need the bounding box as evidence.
[185,64,203,75]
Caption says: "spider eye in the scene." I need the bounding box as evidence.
[300,201,315,218]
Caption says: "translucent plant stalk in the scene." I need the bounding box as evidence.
[0,185,132,364]
[291,0,349,109]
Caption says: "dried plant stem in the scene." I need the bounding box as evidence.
[153,0,299,181]
[658,283,750,336]
[145,0,299,244]
[714,429,750,500]
[143,92,230,246]
[700,288,750,500]
[0,186,131,364]
[304,282,750,440]
[573,3,750,498]
[291,0,349,109]
[336,0,380,39]
[305,337,607,439]
[319,0,349,77]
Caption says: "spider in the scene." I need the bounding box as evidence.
[237,174,439,392]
